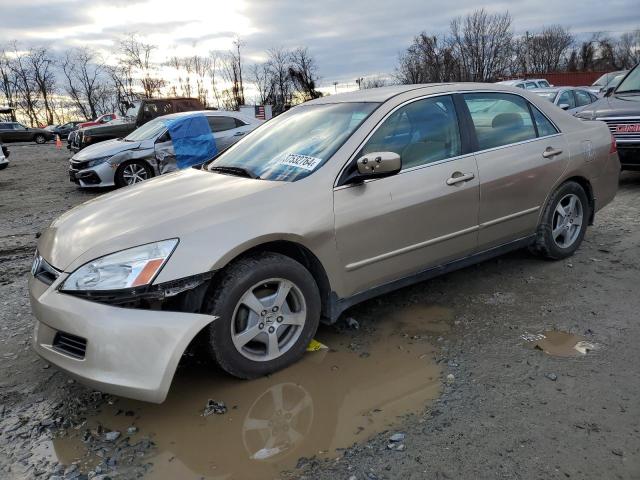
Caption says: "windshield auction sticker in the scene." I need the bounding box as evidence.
[279,153,322,171]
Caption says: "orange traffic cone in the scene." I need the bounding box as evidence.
[55,135,62,149]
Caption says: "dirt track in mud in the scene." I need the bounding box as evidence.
[1,144,639,479]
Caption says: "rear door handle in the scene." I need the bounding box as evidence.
[234,131,245,136]
[446,172,475,186]
[542,147,563,158]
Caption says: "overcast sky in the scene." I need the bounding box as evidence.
[1,0,638,87]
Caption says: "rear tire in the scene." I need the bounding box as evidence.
[530,181,590,260]
[34,134,46,144]
[204,252,321,379]
[114,160,153,188]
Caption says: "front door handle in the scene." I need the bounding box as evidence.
[234,131,245,136]
[446,172,475,186]
[542,147,563,158]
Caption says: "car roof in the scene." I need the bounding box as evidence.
[531,87,564,93]
[157,110,257,122]
[305,82,548,105]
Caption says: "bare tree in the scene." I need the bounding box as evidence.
[515,26,573,74]
[288,47,321,100]
[395,33,460,84]
[360,76,389,89]
[192,55,210,106]
[220,38,245,110]
[249,62,273,105]
[616,30,640,68]
[61,48,113,120]
[450,9,513,82]
[119,34,165,98]
[25,47,56,125]
[8,42,41,125]
[206,52,221,109]
[0,48,17,120]
[266,47,293,112]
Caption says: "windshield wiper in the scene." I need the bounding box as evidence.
[616,89,640,94]
[208,166,259,179]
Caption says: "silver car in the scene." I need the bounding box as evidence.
[30,83,619,403]
[497,78,551,89]
[531,87,599,115]
[69,110,261,188]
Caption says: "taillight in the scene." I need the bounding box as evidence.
[610,134,617,154]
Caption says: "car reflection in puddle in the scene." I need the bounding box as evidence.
[50,305,447,479]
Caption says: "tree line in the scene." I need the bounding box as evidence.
[0,34,322,126]
[394,9,640,85]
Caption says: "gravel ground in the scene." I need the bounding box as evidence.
[1,143,639,479]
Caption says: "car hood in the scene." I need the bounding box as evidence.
[72,139,142,160]
[38,169,283,271]
[578,93,640,119]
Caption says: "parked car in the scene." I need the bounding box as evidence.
[497,78,551,89]
[585,70,629,96]
[30,83,619,403]
[531,87,598,114]
[69,110,262,188]
[0,122,53,144]
[53,121,84,139]
[77,113,117,129]
[70,98,204,152]
[576,64,640,170]
[0,144,9,170]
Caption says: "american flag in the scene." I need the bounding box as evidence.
[255,105,266,120]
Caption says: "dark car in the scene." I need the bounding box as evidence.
[0,144,9,170]
[71,98,205,152]
[0,122,54,144]
[53,121,84,139]
[576,64,640,170]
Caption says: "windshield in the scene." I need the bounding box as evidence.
[592,73,610,87]
[615,67,639,94]
[124,117,166,141]
[208,102,379,181]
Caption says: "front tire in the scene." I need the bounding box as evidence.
[204,252,321,379]
[530,181,590,260]
[34,134,46,144]
[114,160,153,188]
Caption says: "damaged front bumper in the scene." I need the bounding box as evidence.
[29,272,217,403]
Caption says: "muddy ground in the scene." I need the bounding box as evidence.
[0,143,639,480]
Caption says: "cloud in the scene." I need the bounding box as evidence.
[0,0,638,83]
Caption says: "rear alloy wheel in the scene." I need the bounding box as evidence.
[115,161,152,187]
[205,252,321,379]
[530,181,590,259]
[34,134,46,144]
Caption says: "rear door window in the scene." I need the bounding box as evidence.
[525,82,537,89]
[209,116,239,133]
[463,93,537,150]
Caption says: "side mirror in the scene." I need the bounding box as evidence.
[604,86,615,97]
[356,151,401,178]
[558,103,570,111]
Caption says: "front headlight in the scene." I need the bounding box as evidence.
[84,156,111,168]
[60,239,178,292]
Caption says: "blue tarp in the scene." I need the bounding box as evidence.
[162,114,217,169]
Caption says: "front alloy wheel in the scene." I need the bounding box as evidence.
[122,163,149,185]
[232,278,307,362]
[205,252,321,379]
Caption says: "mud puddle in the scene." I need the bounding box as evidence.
[43,305,448,479]
[526,330,597,357]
